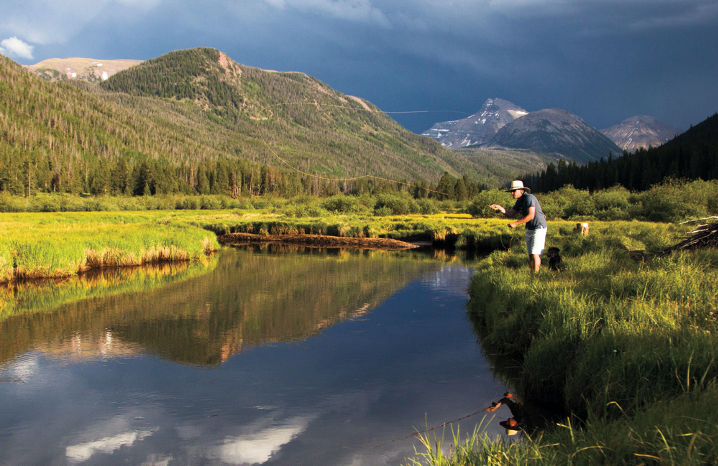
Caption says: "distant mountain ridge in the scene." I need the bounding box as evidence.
[424,100,622,163]
[422,98,528,148]
[3,47,513,198]
[601,115,681,152]
[98,47,476,180]
[483,108,622,163]
[25,57,142,83]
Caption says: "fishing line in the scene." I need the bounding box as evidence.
[248,101,465,196]
[369,409,489,450]
[292,409,491,465]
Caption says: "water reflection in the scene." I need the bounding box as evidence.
[0,246,511,465]
[206,415,315,465]
[0,246,441,366]
[467,298,565,436]
[66,429,156,463]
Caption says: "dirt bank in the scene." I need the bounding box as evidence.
[218,232,420,250]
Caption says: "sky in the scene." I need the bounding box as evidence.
[1,0,717,134]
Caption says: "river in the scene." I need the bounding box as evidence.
[0,245,514,465]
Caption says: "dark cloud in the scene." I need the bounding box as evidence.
[3,0,717,133]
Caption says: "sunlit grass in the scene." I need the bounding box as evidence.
[1,211,225,281]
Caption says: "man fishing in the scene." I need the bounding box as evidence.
[490,180,547,273]
[486,392,524,436]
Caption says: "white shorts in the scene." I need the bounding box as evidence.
[526,228,547,255]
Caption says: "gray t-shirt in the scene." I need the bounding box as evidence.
[511,193,547,230]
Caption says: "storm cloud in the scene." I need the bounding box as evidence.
[2,0,716,132]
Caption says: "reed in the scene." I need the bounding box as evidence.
[0,211,222,283]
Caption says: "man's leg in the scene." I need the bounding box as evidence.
[526,227,546,274]
[529,254,541,273]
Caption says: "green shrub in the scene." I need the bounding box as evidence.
[467,190,508,218]
[320,195,370,215]
[416,198,439,215]
[373,193,418,215]
[374,206,393,216]
[635,178,714,222]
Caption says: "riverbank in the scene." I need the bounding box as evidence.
[409,220,718,465]
[0,209,527,283]
[0,211,222,283]
[5,209,718,462]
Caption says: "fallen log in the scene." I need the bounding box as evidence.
[218,232,420,250]
[662,220,718,254]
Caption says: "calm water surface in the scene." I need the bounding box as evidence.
[0,246,512,465]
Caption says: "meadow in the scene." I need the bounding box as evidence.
[0,211,221,282]
[2,182,717,464]
[6,178,714,283]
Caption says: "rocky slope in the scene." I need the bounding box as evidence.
[25,57,142,83]
[601,115,681,152]
[484,108,622,163]
[422,98,528,148]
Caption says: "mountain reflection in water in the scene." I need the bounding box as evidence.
[0,245,512,466]
[0,245,440,365]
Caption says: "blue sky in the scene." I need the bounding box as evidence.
[1,0,717,133]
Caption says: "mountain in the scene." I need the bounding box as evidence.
[422,98,528,148]
[25,57,142,83]
[1,48,499,197]
[98,47,478,180]
[601,115,681,152]
[525,113,717,192]
[483,108,622,164]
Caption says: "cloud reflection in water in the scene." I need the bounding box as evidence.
[66,429,155,463]
[206,415,314,465]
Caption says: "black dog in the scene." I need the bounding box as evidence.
[546,247,564,272]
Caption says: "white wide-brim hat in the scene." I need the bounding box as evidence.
[505,180,531,193]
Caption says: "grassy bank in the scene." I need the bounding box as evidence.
[0,211,221,282]
[0,208,530,283]
[4,202,696,283]
[410,221,718,464]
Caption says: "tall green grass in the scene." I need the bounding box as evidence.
[2,208,504,282]
[408,388,718,465]
[0,211,221,282]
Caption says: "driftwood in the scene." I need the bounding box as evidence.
[218,232,420,250]
[680,216,718,225]
[662,219,718,254]
[629,218,718,261]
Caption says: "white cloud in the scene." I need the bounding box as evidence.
[66,430,155,463]
[0,36,35,59]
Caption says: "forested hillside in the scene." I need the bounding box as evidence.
[524,113,717,192]
[0,48,490,198]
